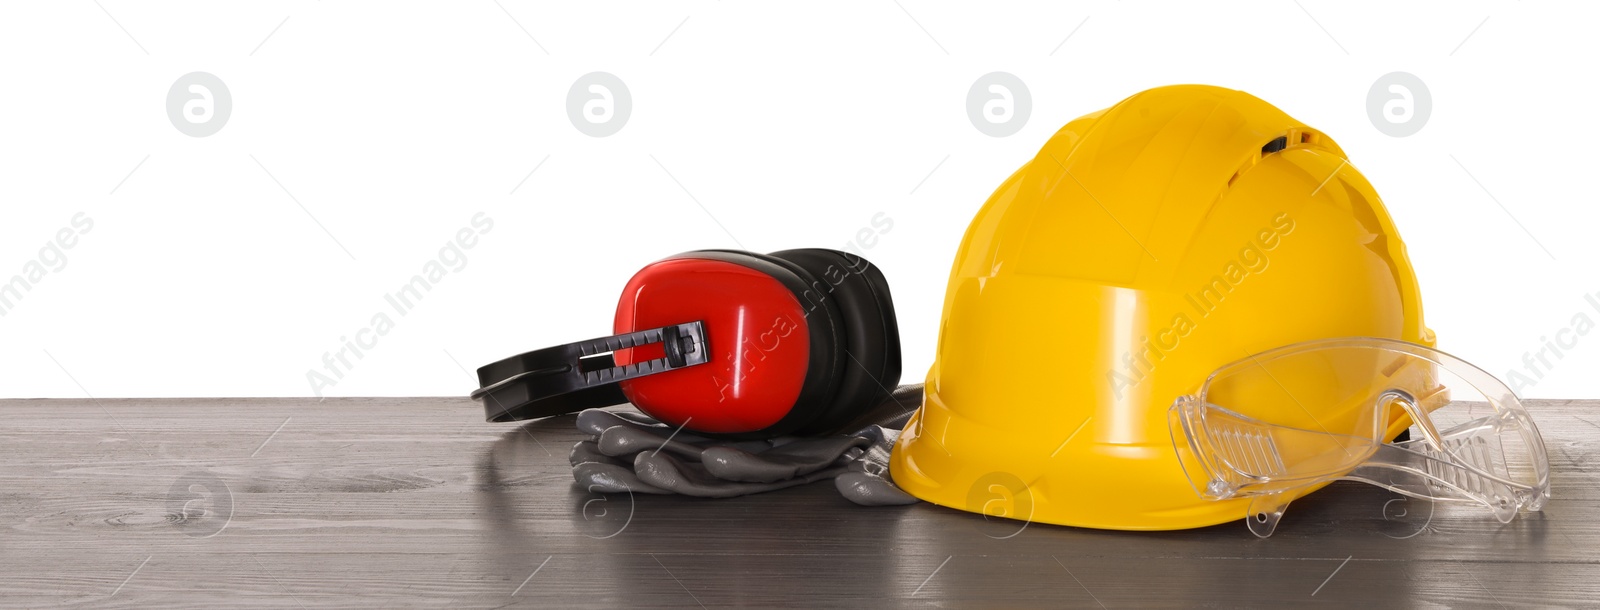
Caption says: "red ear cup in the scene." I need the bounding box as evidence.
[611,251,845,436]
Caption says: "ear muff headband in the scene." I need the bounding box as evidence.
[471,321,709,422]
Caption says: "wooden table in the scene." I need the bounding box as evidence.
[3,398,1596,608]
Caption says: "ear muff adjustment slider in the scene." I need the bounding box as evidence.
[472,320,709,422]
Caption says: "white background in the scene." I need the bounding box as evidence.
[1,1,1596,399]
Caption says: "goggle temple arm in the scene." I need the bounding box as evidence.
[1344,412,1541,524]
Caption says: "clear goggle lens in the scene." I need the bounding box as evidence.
[1169,337,1550,537]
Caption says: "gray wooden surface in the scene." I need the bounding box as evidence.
[2,397,1597,609]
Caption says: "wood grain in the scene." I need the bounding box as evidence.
[1,397,1597,608]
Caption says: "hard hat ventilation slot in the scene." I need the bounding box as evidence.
[1261,136,1289,155]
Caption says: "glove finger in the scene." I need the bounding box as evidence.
[569,439,627,468]
[572,461,672,495]
[598,426,704,460]
[634,451,845,498]
[608,410,666,426]
[575,409,711,443]
[702,435,872,483]
[835,472,920,506]
[833,425,919,505]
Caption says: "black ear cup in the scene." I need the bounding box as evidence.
[651,248,900,437]
[676,249,848,437]
[769,249,902,434]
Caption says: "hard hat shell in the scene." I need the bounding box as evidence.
[890,85,1433,530]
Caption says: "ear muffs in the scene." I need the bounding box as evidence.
[471,248,902,439]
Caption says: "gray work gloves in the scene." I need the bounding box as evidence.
[569,386,923,506]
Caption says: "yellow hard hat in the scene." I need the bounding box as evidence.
[890,84,1436,531]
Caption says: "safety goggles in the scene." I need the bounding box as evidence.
[1169,337,1550,538]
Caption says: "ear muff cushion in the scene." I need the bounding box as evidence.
[676,249,847,438]
[768,249,902,434]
